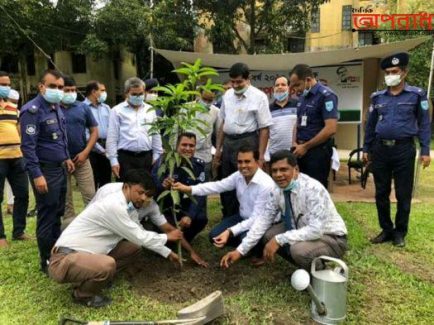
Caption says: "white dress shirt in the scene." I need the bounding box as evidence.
[91,183,167,227]
[192,104,221,163]
[55,189,171,257]
[106,101,163,166]
[191,168,275,236]
[220,86,273,135]
[237,173,347,255]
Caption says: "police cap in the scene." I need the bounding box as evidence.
[380,52,409,70]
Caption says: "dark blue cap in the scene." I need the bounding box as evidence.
[380,52,409,70]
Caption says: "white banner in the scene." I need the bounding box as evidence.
[216,62,363,123]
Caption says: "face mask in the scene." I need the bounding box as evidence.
[199,99,211,109]
[61,92,77,105]
[385,74,401,87]
[98,91,107,103]
[234,86,248,95]
[129,94,144,106]
[43,88,64,104]
[145,93,158,102]
[0,86,11,98]
[127,201,136,213]
[273,91,289,102]
[285,178,298,192]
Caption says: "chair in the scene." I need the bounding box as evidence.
[347,148,364,184]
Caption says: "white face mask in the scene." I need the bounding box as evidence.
[385,74,401,87]
[145,93,158,102]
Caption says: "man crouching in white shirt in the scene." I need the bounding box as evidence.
[173,145,275,259]
[48,169,183,308]
[219,150,348,270]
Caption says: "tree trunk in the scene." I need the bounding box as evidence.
[248,0,256,54]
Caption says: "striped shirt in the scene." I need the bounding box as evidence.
[266,100,297,160]
[0,101,22,159]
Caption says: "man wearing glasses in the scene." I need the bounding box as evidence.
[20,69,75,274]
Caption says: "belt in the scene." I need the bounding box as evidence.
[378,138,413,147]
[40,161,65,168]
[224,131,257,140]
[52,246,76,255]
[118,149,152,157]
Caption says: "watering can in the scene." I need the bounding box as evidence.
[291,256,349,324]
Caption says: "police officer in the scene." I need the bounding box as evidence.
[20,69,75,273]
[289,64,338,189]
[363,52,431,248]
[152,132,207,243]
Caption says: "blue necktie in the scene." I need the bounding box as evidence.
[282,190,293,230]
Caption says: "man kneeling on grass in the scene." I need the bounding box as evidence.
[172,145,275,262]
[48,169,182,307]
[219,150,348,270]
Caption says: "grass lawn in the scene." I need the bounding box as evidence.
[1,165,434,325]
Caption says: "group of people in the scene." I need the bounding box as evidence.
[0,51,430,307]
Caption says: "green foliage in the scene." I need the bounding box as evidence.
[148,59,222,266]
[195,0,329,54]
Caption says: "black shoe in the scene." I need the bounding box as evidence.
[40,264,48,276]
[393,233,405,247]
[73,294,112,308]
[370,231,393,244]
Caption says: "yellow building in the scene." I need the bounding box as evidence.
[2,49,137,106]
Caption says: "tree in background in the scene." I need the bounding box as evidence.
[194,0,330,54]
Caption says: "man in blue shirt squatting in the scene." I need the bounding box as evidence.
[20,69,75,274]
[289,64,338,189]
[363,52,431,248]
[152,132,208,246]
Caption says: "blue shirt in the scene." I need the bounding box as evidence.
[61,101,98,157]
[363,84,431,156]
[20,95,69,178]
[83,98,110,139]
[152,156,207,221]
[296,82,338,142]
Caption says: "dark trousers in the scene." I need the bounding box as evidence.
[371,140,416,236]
[209,214,263,256]
[221,133,258,218]
[165,212,208,243]
[0,158,29,239]
[298,141,332,189]
[89,152,112,190]
[117,150,152,181]
[32,165,67,269]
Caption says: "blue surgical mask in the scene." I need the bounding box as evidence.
[0,85,11,98]
[302,82,311,97]
[98,91,107,103]
[61,92,77,105]
[43,88,64,104]
[234,86,248,95]
[127,201,136,213]
[129,94,144,106]
[285,178,298,192]
[273,91,289,102]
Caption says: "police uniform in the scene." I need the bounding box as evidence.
[363,52,431,245]
[296,82,338,188]
[152,156,207,242]
[20,94,69,272]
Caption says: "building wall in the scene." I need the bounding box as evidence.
[12,50,137,107]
